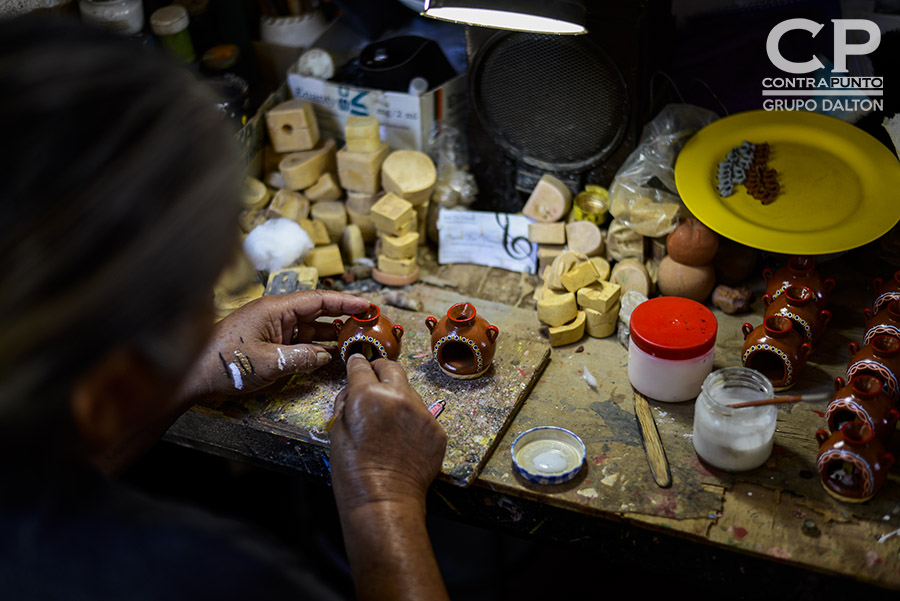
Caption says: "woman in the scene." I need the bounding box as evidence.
[0,16,448,601]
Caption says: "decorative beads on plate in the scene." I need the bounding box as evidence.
[716,141,780,204]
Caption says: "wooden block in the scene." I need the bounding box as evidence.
[546,250,588,290]
[265,98,320,152]
[549,311,585,347]
[537,245,565,273]
[238,209,267,233]
[536,289,577,327]
[561,260,600,293]
[310,201,347,243]
[266,189,309,222]
[298,218,331,245]
[576,280,622,313]
[336,142,390,194]
[377,253,417,276]
[341,224,366,263]
[528,221,566,245]
[242,177,271,210]
[265,266,319,295]
[584,306,618,338]
[589,257,611,281]
[304,244,344,277]
[381,150,437,206]
[370,193,415,236]
[304,172,343,202]
[280,139,337,191]
[565,220,604,257]
[346,205,377,243]
[522,174,571,222]
[380,231,419,260]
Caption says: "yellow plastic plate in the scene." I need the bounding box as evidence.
[674,110,900,255]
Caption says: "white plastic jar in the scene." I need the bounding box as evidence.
[692,367,777,472]
[628,296,717,402]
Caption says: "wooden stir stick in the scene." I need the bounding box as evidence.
[633,389,672,488]
[728,391,830,409]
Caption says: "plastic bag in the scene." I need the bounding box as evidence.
[609,104,719,237]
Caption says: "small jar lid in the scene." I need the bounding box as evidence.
[629,296,717,360]
[151,5,189,36]
[511,426,586,485]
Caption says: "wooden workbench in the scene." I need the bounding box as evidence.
[166,244,900,596]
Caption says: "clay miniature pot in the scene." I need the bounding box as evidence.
[425,302,498,379]
[762,255,835,308]
[872,269,900,314]
[333,303,404,362]
[847,334,900,403]
[826,375,899,443]
[762,284,831,346]
[863,299,900,345]
[741,314,813,391]
[816,421,894,503]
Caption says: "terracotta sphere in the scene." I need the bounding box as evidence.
[666,218,719,266]
[657,255,716,302]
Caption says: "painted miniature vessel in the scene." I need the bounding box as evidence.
[863,299,900,345]
[826,375,898,443]
[425,302,498,379]
[333,303,403,362]
[816,421,894,503]
[762,284,831,346]
[872,269,900,314]
[847,335,900,402]
[762,255,835,308]
[741,315,812,391]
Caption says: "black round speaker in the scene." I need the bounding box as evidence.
[469,32,630,173]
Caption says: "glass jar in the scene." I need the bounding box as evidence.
[79,0,144,36]
[627,296,717,402]
[693,367,777,472]
[150,5,196,64]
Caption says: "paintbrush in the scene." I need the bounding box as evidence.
[728,391,831,409]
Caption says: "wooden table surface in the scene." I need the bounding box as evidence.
[167,245,900,594]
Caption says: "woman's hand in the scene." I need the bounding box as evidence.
[179,290,370,403]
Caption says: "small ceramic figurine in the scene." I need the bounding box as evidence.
[762,255,835,308]
[847,335,900,402]
[872,269,900,314]
[863,299,900,345]
[741,315,812,390]
[333,303,403,362]
[762,284,831,346]
[826,375,898,443]
[816,421,894,503]
[425,302,498,379]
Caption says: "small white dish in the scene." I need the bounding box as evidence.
[511,426,586,485]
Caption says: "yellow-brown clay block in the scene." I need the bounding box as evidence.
[341,224,366,263]
[536,289,577,327]
[528,221,566,245]
[370,193,415,236]
[265,266,319,295]
[380,231,419,260]
[310,201,347,243]
[298,218,331,246]
[561,260,600,293]
[266,189,310,221]
[584,305,618,338]
[344,115,381,153]
[242,177,271,211]
[304,172,343,202]
[577,280,622,313]
[521,174,571,222]
[336,142,390,194]
[549,311,586,347]
[280,139,337,191]
[381,150,437,206]
[304,244,344,277]
[265,98,320,152]
[589,256,611,282]
[377,253,417,276]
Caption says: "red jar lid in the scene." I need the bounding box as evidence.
[629,297,717,360]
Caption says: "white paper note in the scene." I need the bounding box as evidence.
[437,209,538,274]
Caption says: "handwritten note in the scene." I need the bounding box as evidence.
[437,209,538,274]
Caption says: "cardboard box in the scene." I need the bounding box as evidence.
[286,70,467,151]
